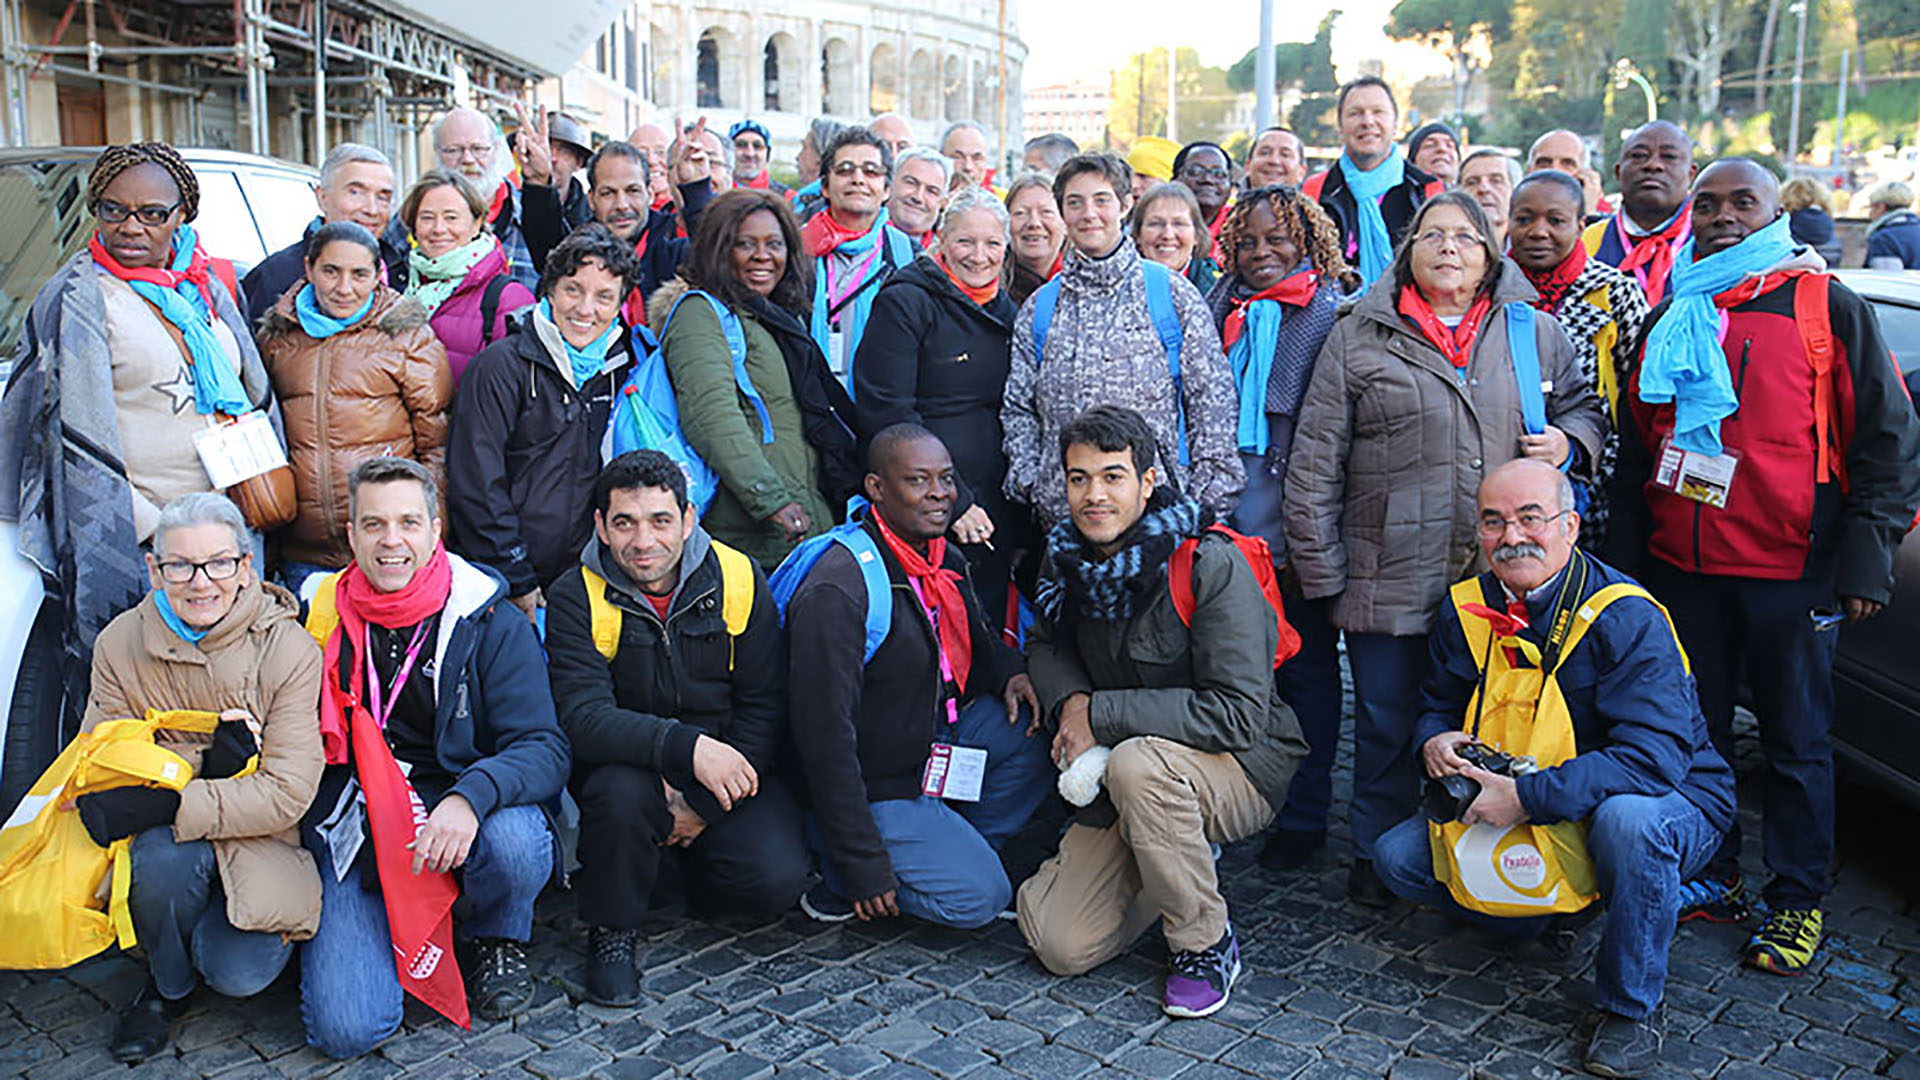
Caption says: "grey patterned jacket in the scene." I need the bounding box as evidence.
[1001,241,1242,528]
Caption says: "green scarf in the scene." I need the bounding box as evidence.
[406,234,496,316]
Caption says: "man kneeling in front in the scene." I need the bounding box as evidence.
[1371,459,1734,1078]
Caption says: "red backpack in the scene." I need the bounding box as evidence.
[1166,524,1302,670]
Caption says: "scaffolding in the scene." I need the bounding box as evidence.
[0,0,540,167]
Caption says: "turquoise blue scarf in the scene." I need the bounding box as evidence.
[1226,266,1319,454]
[294,283,376,339]
[97,223,250,415]
[809,211,912,388]
[153,590,210,644]
[1340,149,1406,289]
[540,299,623,387]
[1639,214,1798,454]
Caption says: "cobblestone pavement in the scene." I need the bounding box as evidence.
[4,726,1917,1080]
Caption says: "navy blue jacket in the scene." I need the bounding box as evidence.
[240,216,410,328]
[1414,552,1735,833]
[1867,210,1920,270]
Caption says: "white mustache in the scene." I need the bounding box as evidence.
[1492,542,1547,564]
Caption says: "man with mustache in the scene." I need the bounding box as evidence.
[1610,159,1920,975]
[1372,459,1734,1078]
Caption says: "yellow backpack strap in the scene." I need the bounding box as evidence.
[1554,582,1690,675]
[1449,578,1493,659]
[305,571,344,647]
[109,838,138,948]
[1581,218,1608,257]
[580,566,622,662]
[711,540,757,670]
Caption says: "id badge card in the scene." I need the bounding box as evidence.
[191,410,288,488]
[316,777,367,882]
[921,743,987,802]
[1653,436,1739,509]
[827,327,849,381]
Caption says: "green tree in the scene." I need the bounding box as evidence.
[1109,48,1237,149]
[1228,11,1341,94]
[1387,0,1514,120]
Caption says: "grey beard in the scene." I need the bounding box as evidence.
[1491,542,1547,564]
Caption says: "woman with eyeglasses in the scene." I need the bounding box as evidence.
[0,142,281,729]
[68,492,322,1062]
[1283,190,1607,905]
[1173,142,1236,262]
[1131,181,1219,295]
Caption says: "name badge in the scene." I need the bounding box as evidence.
[191,411,288,489]
[1654,437,1739,509]
[827,327,849,380]
[315,777,367,882]
[921,743,987,802]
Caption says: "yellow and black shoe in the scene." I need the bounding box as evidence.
[1744,908,1824,974]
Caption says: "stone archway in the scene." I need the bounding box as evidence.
[869,42,900,115]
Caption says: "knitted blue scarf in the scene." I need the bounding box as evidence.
[809,210,909,387]
[293,283,376,339]
[99,223,250,415]
[1339,149,1406,289]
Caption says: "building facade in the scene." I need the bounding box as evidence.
[1023,80,1108,152]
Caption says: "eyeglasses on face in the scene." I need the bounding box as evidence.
[437,143,493,161]
[94,199,183,226]
[155,554,245,584]
[1415,228,1483,251]
[832,161,888,178]
[1182,167,1231,181]
[1477,510,1570,539]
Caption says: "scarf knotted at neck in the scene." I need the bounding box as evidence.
[1398,285,1495,369]
[1041,495,1209,623]
[153,588,212,644]
[1524,242,1588,314]
[538,298,623,387]
[937,253,1001,306]
[316,542,468,1028]
[1223,269,1319,454]
[870,509,973,694]
[407,234,498,316]
[1339,149,1407,288]
[92,224,249,415]
[1639,214,1799,454]
[804,209,901,372]
[1615,203,1691,305]
[294,283,376,339]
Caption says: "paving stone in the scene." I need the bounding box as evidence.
[799,1001,884,1037]
[1391,1058,1470,1080]
[1219,1037,1316,1078]
[1693,1022,1779,1061]
[998,1041,1104,1079]
[736,1018,831,1060]
[520,1009,598,1048]
[1055,1017,1138,1060]
[691,1051,775,1080]
[1257,1011,1340,1046]
[651,1030,725,1068]
[1286,989,1360,1022]
[1347,1008,1426,1044]
[585,1018,659,1056]
[1849,1013,1920,1051]
[1294,1060,1388,1080]
[525,1040,616,1080]
[1409,1028,1498,1067]
[593,1056,675,1080]
[455,1031,542,1070]
[25,1045,122,1080]
[803,1042,891,1077]
[181,1040,264,1075]
[910,998,988,1034]
[1471,1050,1563,1080]
[1322,1033,1397,1071]
[860,1019,946,1057]
[1763,1044,1846,1080]
[1797,1026,1894,1070]
[1112,1044,1202,1077]
[1717,1062,1798,1080]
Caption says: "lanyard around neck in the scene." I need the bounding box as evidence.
[363,623,431,730]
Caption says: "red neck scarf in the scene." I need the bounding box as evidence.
[1205,200,1231,263]
[1462,598,1532,666]
[1524,242,1588,314]
[1047,249,1065,280]
[742,171,771,190]
[937,254,1000,306]
[870,509,973,695]
[652,193,673,211]
[89,230,215,312]
[486,180,511,226]
[317,544,467,1029]
[1399,285,1495,369]
[1221,271,1320,349]
[1615,204,1689,304]
[803,210,877,258]
[1714,267,1808,310]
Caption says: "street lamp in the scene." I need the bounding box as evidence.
[1612,58,1657,124]
[1787,0,1809,165]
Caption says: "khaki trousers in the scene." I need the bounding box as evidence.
[1016,735,1275,976]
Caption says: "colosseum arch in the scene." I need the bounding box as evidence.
[909,49,937,120]
[869,42,900,114]
[942,54,965,121]
[763,32,801,113]
[697,26,743,109]
[972,59,992,125]
[821,37,856,117]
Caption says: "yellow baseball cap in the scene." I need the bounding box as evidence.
[1127,136,1180,181]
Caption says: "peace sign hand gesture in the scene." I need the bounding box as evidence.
[515,101,555,187]
[672,115,713,186]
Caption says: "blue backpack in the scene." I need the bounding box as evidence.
[1030,259,1189,466]
[609,291,773,513]
[767,510,894,664]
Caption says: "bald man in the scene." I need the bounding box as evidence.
[1527,129,1609,218]
[1578,121,1696,303]
[1612,159,1920,977]
[628,122,672,208]
[869,113,914,160]
[436,106,537,288]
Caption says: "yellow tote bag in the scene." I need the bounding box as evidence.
[0,709,221,970]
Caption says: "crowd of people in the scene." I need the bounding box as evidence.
[3,73,1919,1080]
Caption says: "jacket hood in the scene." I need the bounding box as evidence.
[880,255,1016,327]
[583,521,715,608]
[260,283,430,340]
[647,275,698,332]
[1061,237,1144,295]
[444,550,508,622]
[1869,208,1920,235]
[136,577,302,661]
[1350,254,1540,333]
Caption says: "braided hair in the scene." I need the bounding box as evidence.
[87,142,200,222]
[1219,184,1357,293]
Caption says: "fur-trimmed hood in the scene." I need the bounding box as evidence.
[259,282,430,340]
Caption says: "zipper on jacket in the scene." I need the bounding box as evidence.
[314,339,336,550]
[1732,337,1753,412]
[646,579,719,715]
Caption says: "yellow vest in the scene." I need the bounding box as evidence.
[580,541,756,666]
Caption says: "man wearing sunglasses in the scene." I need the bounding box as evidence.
[803,125,918,392]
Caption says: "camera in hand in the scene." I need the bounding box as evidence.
[1422,740,1539,822]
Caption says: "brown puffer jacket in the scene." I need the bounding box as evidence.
[1283,261,1608,636]
[258,284,452,567]
[82,579,324,939]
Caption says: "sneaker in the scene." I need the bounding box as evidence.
[1259,827,1326,872]
[584,926,640,1007]
[109,977,186,1063]
[1675,873,1749,924]
[1163,927,1242,1019]
[1745,908,1823,974]
[1583,1005,1666,1078]
[799,882,856,923]
[470,938,535,1021]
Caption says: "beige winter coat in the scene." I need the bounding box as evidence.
[82,578,324,939]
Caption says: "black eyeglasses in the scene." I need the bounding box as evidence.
[93,199,184,227]
[1182,167,1231,181]
[155,554,245,584]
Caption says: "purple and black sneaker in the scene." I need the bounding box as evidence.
[1162,926,1241,1018]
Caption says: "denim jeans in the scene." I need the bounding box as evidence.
[1373,790,1723,1019]
[1345,631,1433,858]
[300,804,552,1057]
[126,827,293,1001]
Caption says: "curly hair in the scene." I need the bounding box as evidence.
[682,188,811,314]
[1219,184,1357,292]
[88,142,200,221]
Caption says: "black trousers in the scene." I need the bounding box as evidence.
[572,763,808,928]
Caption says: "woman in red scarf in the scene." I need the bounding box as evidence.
[1509,171,1652,551]
[851,187,1026,634]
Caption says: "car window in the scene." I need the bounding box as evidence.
[238,169,321,256]
[191,168,265,269]
[0,158,90,358]
[1867,300,1920,375]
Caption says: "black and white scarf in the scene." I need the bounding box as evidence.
[1039,493,1210,622]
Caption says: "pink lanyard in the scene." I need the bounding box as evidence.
[825,244,884,316]
[363,623,431,730]
[908,577,960,726]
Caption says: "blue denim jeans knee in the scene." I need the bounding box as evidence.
[127,826,293,1001]
[807,799,1011,930]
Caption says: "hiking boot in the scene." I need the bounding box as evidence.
[1347,859,1393,908]
[799,882,856,923]
[1745,908,1824,974]
[1163,926,1242,1019]
[1259,827,1326,872]
[1675,873,1749,924]
[1583,1005,1666,1078]
[470,938,535,1021]
[109,977,186,1063]
[584,926,640,1007]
